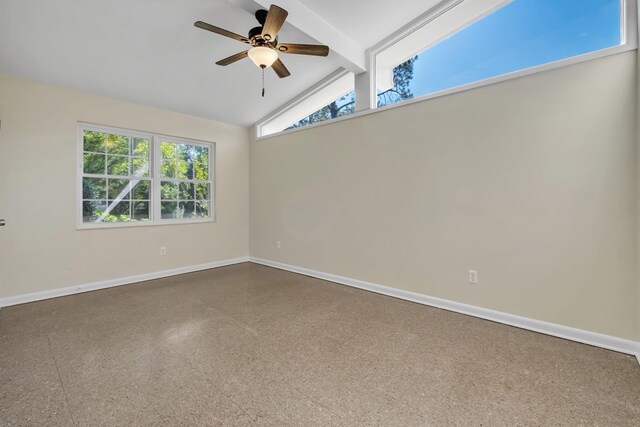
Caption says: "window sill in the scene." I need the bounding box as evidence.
[76,217,216,230]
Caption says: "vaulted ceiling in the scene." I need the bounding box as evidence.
[0,0,441,127]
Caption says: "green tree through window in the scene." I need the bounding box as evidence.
[286,57,417,130]
[80,126,213,226]
[160,141,210,220]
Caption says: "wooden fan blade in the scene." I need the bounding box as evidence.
[276,43,329,56]
[216,50,249,66]
[261,5,288,42]
[272,58,291,78]
[194,21,249,44]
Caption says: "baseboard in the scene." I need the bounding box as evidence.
[0,256,250,307]
[249,257,640,364]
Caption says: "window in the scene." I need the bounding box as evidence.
[376,0,627,107]
[79,124,213,228]
[257,0,633,137]
[286,91,355,130]
[159,139,211,221]
[257,71,354,136]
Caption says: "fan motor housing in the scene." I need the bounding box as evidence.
[248,26,263,41]
[248,26,277,47]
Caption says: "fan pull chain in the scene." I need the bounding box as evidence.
[261,66,265,97]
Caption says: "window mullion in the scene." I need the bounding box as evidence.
[153,135,161,222]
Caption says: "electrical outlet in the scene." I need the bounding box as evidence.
[276,240,281,249]
[468,270,478,284]
[160,246,167,256]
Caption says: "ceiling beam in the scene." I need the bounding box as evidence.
[227,0,366,73]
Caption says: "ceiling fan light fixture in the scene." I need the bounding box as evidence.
[195,4,328,83]
[248,46,278,68]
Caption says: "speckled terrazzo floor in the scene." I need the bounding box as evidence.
[1,262,639,426]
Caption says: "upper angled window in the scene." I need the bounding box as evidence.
[258,0,633,137]
[258,71,355,136]
[79,124,214,228]
[286,91,355,130]
[377,0,626,107]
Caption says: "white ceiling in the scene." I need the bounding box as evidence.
[298,0,443,47]
[0,0,442,127]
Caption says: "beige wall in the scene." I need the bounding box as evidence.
[0,74,250,299]
[250,51,640,341]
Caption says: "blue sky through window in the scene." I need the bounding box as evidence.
[289,0,622,129]
[408,0,621,97]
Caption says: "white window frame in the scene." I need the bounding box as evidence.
[255,0,638,140]
[77,123,215,229]
[256,70,355,137]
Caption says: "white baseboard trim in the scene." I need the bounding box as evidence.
[0,256,250,307]
[249,257,640,364]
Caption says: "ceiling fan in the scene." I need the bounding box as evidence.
[194,4,330,95]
